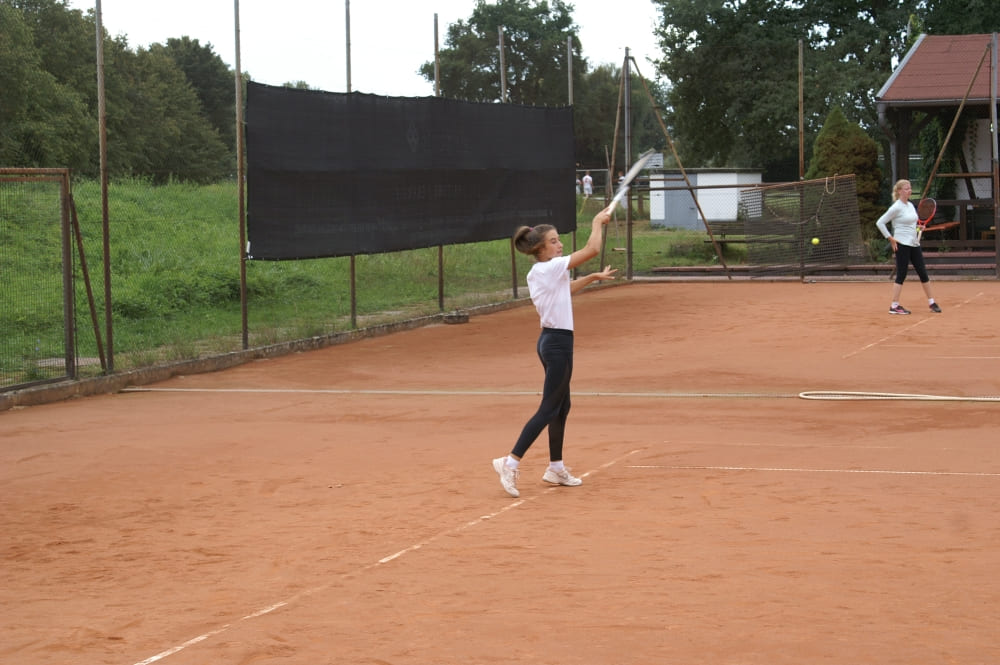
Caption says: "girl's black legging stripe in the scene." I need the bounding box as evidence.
[511,328,573,461]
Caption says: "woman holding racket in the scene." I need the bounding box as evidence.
[875,179,942,315]
[491,205,618,497]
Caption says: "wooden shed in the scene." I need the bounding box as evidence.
[875,33,999,259]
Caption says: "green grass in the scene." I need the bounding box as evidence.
[574,196,746,271]
[2,181,731,385]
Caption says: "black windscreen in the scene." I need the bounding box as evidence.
[246,82,576,260]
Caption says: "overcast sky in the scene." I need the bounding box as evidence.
[65,0,662,98]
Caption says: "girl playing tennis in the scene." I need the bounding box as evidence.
[875,179,942,315]
[492,205,617,497]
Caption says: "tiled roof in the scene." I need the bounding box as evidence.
[876,33,996,106]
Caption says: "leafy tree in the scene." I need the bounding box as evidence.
[652,0,909,180]
[799,0,911,174]
[804,107,882,228]
[920,0,1000,34]
[420,1,667,169]
[0,1,93,168]
[159,37,236,153]
[419,0,582,106]
[8,0,95,100]
[114,46,230,183]
[4,0,232,180]
[573,63,669,170]
[572,64,623,168]
[652,0,801,177]
[0,3,36,131]
[622,67,671,162]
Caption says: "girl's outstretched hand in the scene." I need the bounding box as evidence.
[595,265,618,281]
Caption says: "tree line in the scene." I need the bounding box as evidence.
[651,0,999,182]
[2,0,236,182]
[2,0,998,184]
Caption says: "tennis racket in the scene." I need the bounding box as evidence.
[915,197,936,243]
[599,149,656,266]
[607,149,657,210]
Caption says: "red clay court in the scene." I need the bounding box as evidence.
[2,280,999,665]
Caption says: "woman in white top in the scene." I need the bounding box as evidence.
[491,205,617,497]
[875,179,941,315]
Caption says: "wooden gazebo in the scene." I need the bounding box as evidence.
[876,33,999,260]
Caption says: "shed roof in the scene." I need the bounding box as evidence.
[876,33,997,107]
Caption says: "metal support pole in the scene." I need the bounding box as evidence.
[235,0,248,349]
[991,33,999,271]
[567,36,573,105]
[345,0,352,92]
[498,26,507,102]
[434,14,440,97]
[346,1,357,327]
[798,39,805,180]
[624,49,633,280]
[95,0,113,372]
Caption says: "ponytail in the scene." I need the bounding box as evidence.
[513,224,555,258]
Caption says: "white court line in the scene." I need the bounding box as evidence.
[843,317,934,359]
[122,387,796,399]
[124,387,1000,402]
[124,387,541,396]
[129,448,643,665]
[842,291,984,359]
[709,441,896,449]
[630,464,1000,477]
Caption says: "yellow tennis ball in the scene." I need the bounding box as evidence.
[811,237,820,245]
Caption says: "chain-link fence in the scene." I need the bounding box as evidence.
[1,171,880,396]
[2,176,530,392]
[0,169,76,390]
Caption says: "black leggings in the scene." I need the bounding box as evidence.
[894,244,930,284]
[511,328,573,461]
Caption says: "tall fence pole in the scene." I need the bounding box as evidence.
[95,0,113,372]
[434,14,440,97]
[624,49,633,280]
[991,33,999,273]
[235,0,249,349]
[346,0,357,327]
[567,36,573,105]
[568,35,577,274]
[345,0,352,92]
[498,26,507,102]
[798,39,805,180]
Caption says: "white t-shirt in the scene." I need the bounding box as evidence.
[876,199,920,247]
[526,255,573,330]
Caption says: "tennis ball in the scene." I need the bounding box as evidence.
[811,237,820,245]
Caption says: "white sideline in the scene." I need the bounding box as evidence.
[129,448,643,664]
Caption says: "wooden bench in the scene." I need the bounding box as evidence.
[704,220,747,250]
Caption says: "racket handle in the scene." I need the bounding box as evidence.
[610,186,629,207]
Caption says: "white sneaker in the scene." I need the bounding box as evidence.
[542,467,582,487]
[492,457,520,497]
